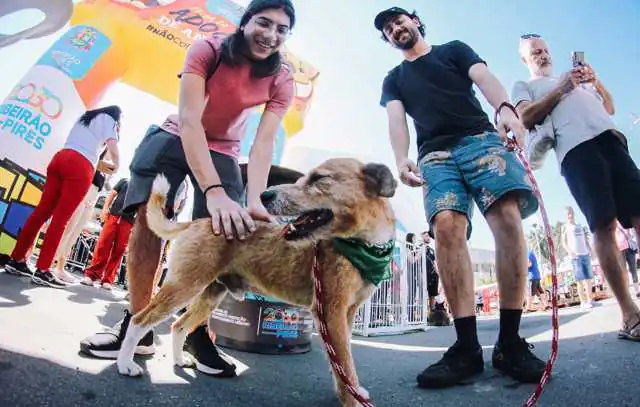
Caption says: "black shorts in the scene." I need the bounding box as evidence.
[124,126,244,220]
[426,265,439,298]
[530,279,543,296]
[561,130,640,231]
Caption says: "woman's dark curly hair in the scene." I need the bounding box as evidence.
[220,0,295,78]
[78,105,122,127]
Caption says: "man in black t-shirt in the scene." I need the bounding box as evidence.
[80,178,136,290]
[374,7,544,389]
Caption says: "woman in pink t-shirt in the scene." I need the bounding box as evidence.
[79,0,296,377]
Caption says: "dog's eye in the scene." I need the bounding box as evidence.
[307,173,329,185]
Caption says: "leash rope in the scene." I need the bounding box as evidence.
[505,138,559,407]
[312,241,375,407]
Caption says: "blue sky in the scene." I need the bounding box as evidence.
[1,0,639,251]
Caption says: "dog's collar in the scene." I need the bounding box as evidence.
[331,238,395,286]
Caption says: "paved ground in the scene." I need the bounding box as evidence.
[1,269,639,407]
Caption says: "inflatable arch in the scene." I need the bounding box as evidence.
[0,0,319,255]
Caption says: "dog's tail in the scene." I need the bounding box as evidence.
[147,175,191,240]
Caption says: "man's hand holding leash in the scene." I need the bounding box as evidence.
[397,157,424,187]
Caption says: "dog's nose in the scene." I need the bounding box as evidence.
[260,189,277,205]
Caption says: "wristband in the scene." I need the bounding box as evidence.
[203,184,224,196]
[493,101,519,126]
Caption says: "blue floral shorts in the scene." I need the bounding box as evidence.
[418,131,539,238]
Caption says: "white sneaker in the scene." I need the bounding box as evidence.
[53,269,78,284]
[80,276,95,286]
[581,302,593,310]
[101,283,113,291]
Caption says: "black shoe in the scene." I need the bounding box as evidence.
[183,325,237,377]
[4,259,34,277]
[31,269,67,289]
[492,337,546,383]
[79,310,155,359]
[417,341,484,388]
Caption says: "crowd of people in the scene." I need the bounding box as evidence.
[0,0,639,397]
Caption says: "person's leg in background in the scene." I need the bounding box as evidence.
[525,280,535,312]
[99,217,134,290]
[82,214,119,285]
[6,153,64,277]
[117,264,127,288]
[572,257,589,308]
[31,151,93,288]
[593,221,640,329]
[54,184,100,282]
[582,256,595,305]
[623,248,640,296]
[536,282,549,310]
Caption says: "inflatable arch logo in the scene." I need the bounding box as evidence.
[0,0,319,255]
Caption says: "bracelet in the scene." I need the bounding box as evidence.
[493,101,519,126]
[202,184,224,196]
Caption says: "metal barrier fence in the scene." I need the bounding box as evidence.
[352,241,432,336]
[56,230,127,279]
[64,232,98,273]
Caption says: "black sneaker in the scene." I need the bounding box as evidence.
[79,310,155,359]
[417,341,484,388]
[32,269,67,289]
[492,337,546,383]
[183,325,237,377]
[4,259,34,277]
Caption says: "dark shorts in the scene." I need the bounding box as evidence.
[561,130,640,231]
[529,279,544,296]
[419,131,538,239]
[124,126,244,220]
[426,266,439,298]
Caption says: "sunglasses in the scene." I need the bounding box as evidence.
[520,33,541,39]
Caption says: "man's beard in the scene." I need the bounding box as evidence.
[533,62,553,77]
[393,29,418,50]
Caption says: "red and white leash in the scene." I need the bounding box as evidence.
[311,242,375,407]
[505,138,559,407]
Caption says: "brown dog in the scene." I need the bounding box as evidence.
[116,158,397,407]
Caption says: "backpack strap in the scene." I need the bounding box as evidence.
[205,39,222,82]
[176,38,222,82]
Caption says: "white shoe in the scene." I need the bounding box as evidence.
[81,276,95,286]
[101,283,113,291]
[53,269,78,284]
[581,302,593,310]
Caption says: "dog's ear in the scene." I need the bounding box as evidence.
[363,163,397,198]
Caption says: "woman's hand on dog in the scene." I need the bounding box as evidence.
[247,202,277,225]
[206,190,256,240]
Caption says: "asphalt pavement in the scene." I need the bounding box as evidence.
[1,269,639,407]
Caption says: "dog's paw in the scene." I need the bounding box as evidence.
[356,386,369,399]
[173,351,196,368]
[117,359,144,377]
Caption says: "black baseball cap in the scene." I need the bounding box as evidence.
[374,7,411,31]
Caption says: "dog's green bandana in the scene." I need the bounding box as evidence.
[331,238,395,286]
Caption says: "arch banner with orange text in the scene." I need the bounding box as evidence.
[0,0,319,255]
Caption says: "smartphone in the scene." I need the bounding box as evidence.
[572,51,585,67]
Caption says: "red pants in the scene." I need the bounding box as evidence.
[11,149,93,270]
[85,214,134,285]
